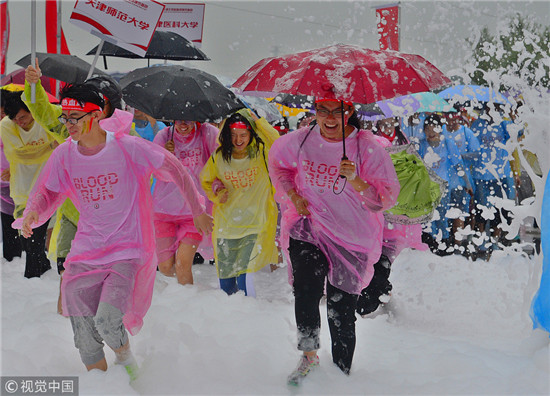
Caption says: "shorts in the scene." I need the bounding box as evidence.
[62,260,138,317]
[155,218,203,263]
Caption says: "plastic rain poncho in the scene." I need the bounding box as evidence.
[13,109,205,335]
[153,122,219,261]
[22,81,80,259]
[0,116,56,218]
[530,175,550,335]
[372,135,427,261]
[22,81,144,260]
[200,110,279,278]
[269,125,400,295]
[0,137,15,215]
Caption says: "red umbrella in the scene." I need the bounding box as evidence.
[1,68,52,91]
[233,44,450,103]
[233,44,451,157]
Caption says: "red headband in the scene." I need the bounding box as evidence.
[61,98,102,113]
[229,121,249,129]
[314,98,353,107]
[273,125,287,134]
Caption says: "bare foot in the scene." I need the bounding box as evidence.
[57,294,63,315]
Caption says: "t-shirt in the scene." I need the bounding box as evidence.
[45,132,165,265]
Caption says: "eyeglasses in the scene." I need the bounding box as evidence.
[58,112,92,126]
[316,108,349,118]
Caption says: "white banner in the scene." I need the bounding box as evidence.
[70,0,165,57]
[156,3,205,47]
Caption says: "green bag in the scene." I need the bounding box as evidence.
[384,144,447,224]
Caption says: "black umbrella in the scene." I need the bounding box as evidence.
[120,65,245,122]
[16,52,106,83]
[87,31,209,62]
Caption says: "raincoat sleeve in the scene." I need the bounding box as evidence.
[460,127,481,160]
[254,117,280,148]
[237,108,279,148]
[22,80,67,144]
[152,126,170,148]
[445,135,472,189]
[202,123,220,154]
[530,174,550,333]
[356,132,400,212]
[1,121,55,164]
[267,132,300,202]
[200,152,224,205]
[149,142,205,217]
[12,145,71,229]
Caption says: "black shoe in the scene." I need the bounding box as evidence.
[193,253,205,265]
[356,290,381,316]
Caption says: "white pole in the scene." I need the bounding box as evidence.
[87,39,104,80]
[30,0,36,103]
[55,0,61,98]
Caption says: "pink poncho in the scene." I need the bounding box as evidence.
[13,109,205,335]
[268,125,400,295]
[152,123,218,260]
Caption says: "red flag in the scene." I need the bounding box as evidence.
[45,0,70,93]
[375,4,400,51]
[45,0,70,55]
[0,0,9,75]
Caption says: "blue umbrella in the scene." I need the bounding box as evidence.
[438,84,509,105]
[376,92,455,118]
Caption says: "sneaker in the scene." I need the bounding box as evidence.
[124,362,139,381]
[287,354,319,386]
[115,356,139,381]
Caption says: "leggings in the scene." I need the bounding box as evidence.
[1,211,22,261]
[289,238,358,374]
[69,302,128,366]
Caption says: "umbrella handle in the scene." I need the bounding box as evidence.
[340,100,347,178]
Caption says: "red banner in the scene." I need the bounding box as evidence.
[1,0,9,75]
[45,0,70,94]
[46,0,70,55]
[376,4,400,51]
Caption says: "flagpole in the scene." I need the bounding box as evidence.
[30,0,36,103]
[55,0,61,98]
[87,39,104,80]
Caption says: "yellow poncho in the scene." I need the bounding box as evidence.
[0,117,56,218]
[200,110,279,278]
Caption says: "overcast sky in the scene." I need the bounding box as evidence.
[3,0,549,82]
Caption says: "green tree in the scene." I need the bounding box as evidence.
[467,14,549,90]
